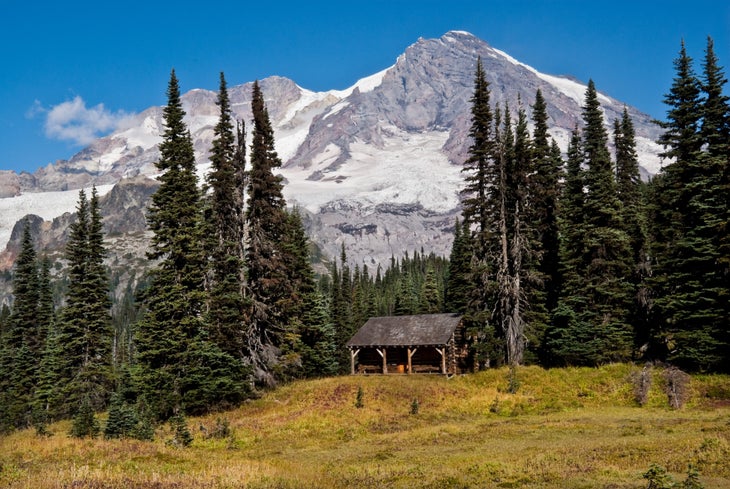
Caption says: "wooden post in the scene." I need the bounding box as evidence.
[407,347,417,374]
[437,347,446,374]
[350,348,360,375]
[376,348,388,374]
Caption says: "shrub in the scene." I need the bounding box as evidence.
[642,463,705,489]
[489,396,501,414]
[630,363,653,406]
[663,366,690,409]
[355,387,364,409]
[204,417,232,439]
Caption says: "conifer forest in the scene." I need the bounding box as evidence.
[0,37,727,436]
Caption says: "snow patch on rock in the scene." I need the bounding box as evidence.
[281,130,459,214]
[0,185,115,249]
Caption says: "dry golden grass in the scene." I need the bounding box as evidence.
[1,364,729,488]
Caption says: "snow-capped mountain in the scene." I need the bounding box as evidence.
[0,31,664,272]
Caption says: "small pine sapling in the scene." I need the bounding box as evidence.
[168,412,193,447]
[70,398,100,439]
[643,463,675,489]
[507,364,520,394]
[410,398,419,415]
[681,464,704,489]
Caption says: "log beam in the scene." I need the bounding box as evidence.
[407,347,418,374]
[436,347,446,374]
[376,347,388,374]
[350,348,360,375]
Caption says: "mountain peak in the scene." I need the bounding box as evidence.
[0,31,665,271]
[443,30,477,39]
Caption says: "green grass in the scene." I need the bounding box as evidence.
[1,364,729,488]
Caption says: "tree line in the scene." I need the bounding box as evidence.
[0,37,727,434]
[451,37,728,372]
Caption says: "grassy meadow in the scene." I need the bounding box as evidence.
[1,364,729,488]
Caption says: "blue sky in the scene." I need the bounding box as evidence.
[1,0,728,173]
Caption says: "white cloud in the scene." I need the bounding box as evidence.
[33,96,134,146]
[25,99,45,119]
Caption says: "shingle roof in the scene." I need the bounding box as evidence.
[346,313,462,347]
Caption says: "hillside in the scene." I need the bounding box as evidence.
[2,365,729,488]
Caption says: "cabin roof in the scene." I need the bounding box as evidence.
[346,313,462,348]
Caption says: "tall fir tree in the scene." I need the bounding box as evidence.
[458,57,502,367]
[656,40,704,164]
[58,187,113,415]
[526,90,562,338]
[297,290,338,378]
[136,70,216,419]
[648,40,730,370]
[245,80,300,384]
[492,102,531,366]
[551,81,635,365]
[546,127,588,365]
[331,246,354,373]
[614,108,651,347]
[0,219,42,430]
[276,208,319,378]
[205,72,248,363]
[31,257,60,425]
[460,57,494,251]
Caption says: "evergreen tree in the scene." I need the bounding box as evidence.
[551,81,635,365]
[445,219,473,314]
[280,209,316,328]
[168,412,193,447]
[70,396,100,439]
[331,246,355,373]
[700,36,730,157]
[58,187,113,415]
[460,57,494,251]
[33,319,63,423]
[419,264,442,314]
[202,73,251,399]
[32,257,60,425]
[298,291,338,378]
[0,219,42,430]
[648,40,730,370]
[245,80,297,384]
[104,392,139,439]
[492,103,531,366]
[136,70,211,419]
[36,257,55,339]
[614,109,651,348]
[656,40,703,164]
[394,267,417,316]
[205,72,248,361]
[546,128,586,365]
[527,90,562,324]
[458,58,502,367]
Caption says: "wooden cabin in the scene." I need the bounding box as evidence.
[346,313,469,375]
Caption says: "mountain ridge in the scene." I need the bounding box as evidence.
[0,30,664,272]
